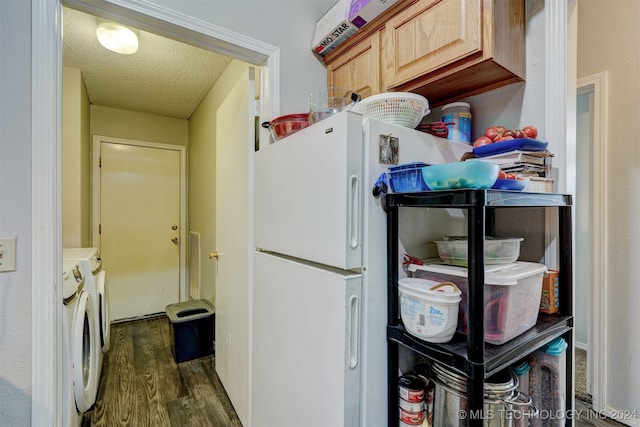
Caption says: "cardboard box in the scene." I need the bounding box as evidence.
[539,269,560,314]
[311,0,398,57]
[349,0,399,28]
[312,0,359,56]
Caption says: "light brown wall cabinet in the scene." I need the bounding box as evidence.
[323,0,525,108]
[327,31,382,99]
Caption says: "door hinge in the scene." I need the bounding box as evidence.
[253,99,260,117]
[99,224,101,235]
[99,157,102,168]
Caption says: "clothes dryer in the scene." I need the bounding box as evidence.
[62,259,100,427]
[64,247,110,354]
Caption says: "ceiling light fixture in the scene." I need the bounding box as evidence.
[96,22,138,55]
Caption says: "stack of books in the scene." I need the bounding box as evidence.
[467,150,555,193]
[468,150,552,175]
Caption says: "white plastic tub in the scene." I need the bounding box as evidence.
[398,278,461,343]
[407,261,546,345]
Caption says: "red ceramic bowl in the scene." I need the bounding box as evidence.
[263,114,309,141]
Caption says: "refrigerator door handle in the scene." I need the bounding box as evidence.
[348,174,360,249]
[347,294,360,369]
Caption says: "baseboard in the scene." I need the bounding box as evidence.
[112,311,166,324]
[575,341,588,351]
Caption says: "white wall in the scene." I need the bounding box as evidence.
[577,0,640,415]
[0,2,33,425]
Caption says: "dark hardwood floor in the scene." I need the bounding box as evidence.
[83,316,622,427]
[82,316,242,427]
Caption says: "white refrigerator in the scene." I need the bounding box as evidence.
[252,110,470,427]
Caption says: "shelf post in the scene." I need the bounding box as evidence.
[387,204,400,426]
[467,193,486,424]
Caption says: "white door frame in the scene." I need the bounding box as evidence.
[577,72,608,412]
[92,135,188,302]
[31,0,279,424]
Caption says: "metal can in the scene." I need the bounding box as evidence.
[398,375,425,403]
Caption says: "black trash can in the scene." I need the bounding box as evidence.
[166,299,215,363]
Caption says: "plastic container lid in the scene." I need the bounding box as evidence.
[510,360,531,375]
[398,278,461,299]
[441,102,470,110]
[542,337,568,356]
[408,261,547,286]
[166,299,215,323]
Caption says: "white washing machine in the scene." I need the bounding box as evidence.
[62,259,100,427]
[63,247,110,355]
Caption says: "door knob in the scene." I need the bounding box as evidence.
[171,237,179,244]
[209,251,219,259]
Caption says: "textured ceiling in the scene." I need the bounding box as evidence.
[62,7,233,119]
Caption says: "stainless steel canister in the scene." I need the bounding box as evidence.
[430,363,536,427]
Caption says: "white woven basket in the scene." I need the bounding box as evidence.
[353,92,430,128]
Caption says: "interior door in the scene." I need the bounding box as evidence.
[215,67,255,426]
[98,140,182,320]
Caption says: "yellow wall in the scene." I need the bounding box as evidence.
[188,60,253,305]
[90,105,189,146]
[62,69,189,247]
[62,67,91,247]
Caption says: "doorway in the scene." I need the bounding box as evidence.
[575,72,608,409]
[32,0,279,423]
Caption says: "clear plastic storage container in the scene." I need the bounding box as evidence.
[528,337,568,427]
[434,237,524,266]
[407,261,547,345]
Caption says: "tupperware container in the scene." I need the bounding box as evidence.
[398,278,461,343]
[434,236,524,266]
[407,261,547,345]
[388,162,430,193]
[509,360,533,427]
[528,338,568,427]
[421,161,499,190]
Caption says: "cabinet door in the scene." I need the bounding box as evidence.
[327,30,381,98]
[384,0,481,88]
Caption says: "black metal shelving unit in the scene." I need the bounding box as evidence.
[386,189,573,426]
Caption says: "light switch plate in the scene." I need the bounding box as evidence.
[0,237,16,272]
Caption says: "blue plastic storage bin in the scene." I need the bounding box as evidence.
[388,162,430,193]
